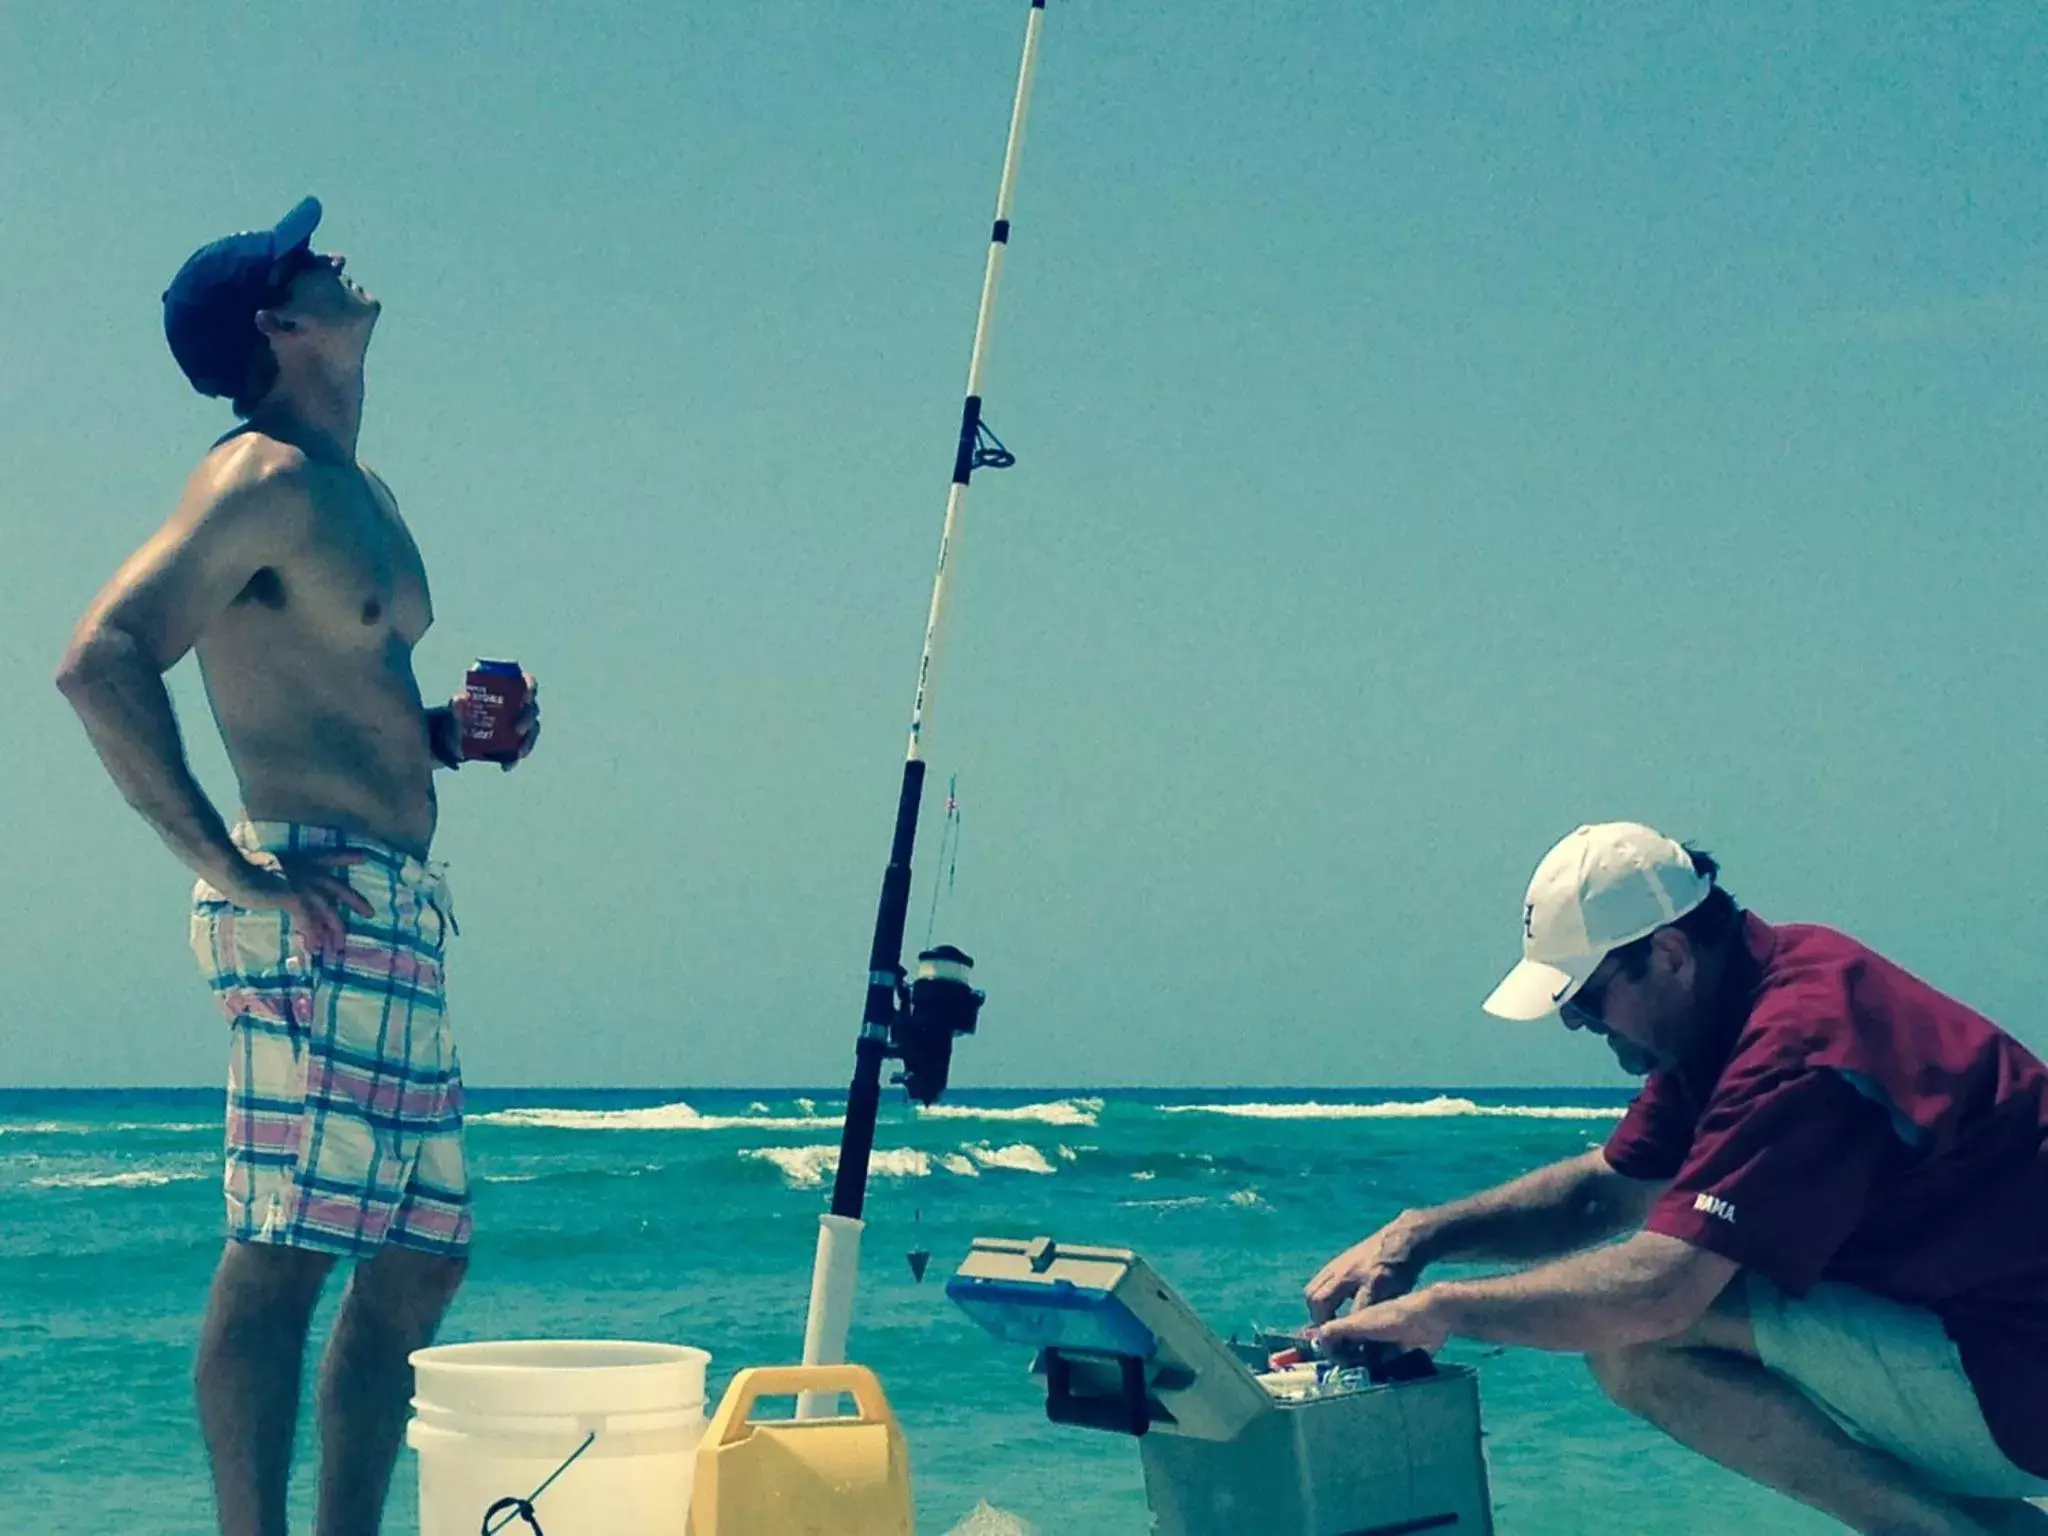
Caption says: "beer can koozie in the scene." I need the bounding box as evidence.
[462,659,527,762]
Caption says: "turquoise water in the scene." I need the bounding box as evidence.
[1,1087,1841,1535]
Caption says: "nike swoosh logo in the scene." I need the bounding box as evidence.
[1551,979,1572,1002]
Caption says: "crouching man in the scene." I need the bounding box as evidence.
[1307,823,2048,1536]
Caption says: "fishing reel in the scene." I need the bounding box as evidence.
[887,945,986,1105]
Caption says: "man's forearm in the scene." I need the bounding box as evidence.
[1429,1236,1725,1352]
[1405,1152,1638,1269]
[55,632,246,886]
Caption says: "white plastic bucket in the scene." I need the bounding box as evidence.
[407,1339,711,1536]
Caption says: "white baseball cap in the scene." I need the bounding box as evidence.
[1482,822,1713,1021]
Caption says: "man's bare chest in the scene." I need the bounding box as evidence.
[232,471,433,650]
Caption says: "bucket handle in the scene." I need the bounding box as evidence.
[478,1429,596,1536]
[710,1364,893,1447]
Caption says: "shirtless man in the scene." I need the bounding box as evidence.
[55,197,538,1536]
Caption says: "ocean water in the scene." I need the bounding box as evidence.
[0,1086,1843,1535]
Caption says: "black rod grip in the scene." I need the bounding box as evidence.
[831,758,928,1217]
[951,395,983,486]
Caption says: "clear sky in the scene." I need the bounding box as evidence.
[3,2,2043,1090]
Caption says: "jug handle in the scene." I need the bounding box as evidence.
[709,1365,894,1447]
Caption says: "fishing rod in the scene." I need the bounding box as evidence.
[797,0,1051,1412]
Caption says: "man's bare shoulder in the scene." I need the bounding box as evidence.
[187,431,316,513]
[147,434,328,572]
[64,434,326,669]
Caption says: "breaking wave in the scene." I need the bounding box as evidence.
[473,1100,841,1133]
[742,1146,938,1188]
[742,1141,1057,1189]
[964,1142,1056,1175]
[1162,1096,1621,1122]
[916,1098,1102,1127]
[1,1120,215,1138]
[1119,1193,1206,1211]
[25,1170,205,1190]
[1121,1187,1268,1212]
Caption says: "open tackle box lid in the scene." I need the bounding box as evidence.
[946,1235,1275,1442]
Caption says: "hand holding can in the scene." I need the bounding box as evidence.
[461,660,530,764]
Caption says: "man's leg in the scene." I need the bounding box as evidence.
[196,1241,338,1536]
[313,1245,467,1536]
[1587,1289,2048,1535]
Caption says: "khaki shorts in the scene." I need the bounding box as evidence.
[1749,1273,2048,1500]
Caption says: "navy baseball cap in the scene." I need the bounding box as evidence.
[161,196,323,399]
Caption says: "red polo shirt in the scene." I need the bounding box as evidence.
[1604,914,2048,1477]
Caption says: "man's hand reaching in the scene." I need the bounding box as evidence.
[1305,1216,1431,1324]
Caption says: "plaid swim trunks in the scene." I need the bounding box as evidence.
[190,821,470,1258]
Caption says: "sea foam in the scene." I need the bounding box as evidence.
[945,1503,1039,1536]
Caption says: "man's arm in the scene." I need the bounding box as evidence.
[54,441,311,890]
[1429,1231,1737,1350]
[1406,1148,1666,1265]
[1307,1149,1666,1320]
[1319,1231,1738,1355]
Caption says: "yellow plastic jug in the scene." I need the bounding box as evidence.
[689,1364,914,1536]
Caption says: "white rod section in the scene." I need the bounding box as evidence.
[796,1213,865,1419]
[904,0,1048,765]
